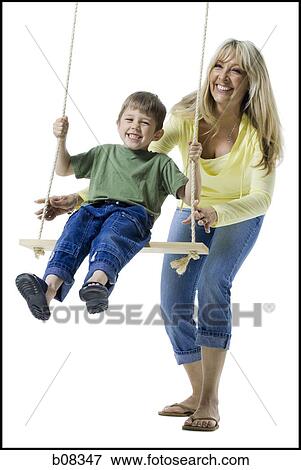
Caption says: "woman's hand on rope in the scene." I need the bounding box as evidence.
[182,200,217,233]
[188,141,203,162]
[34,194,80,220]
[53,116,69,139]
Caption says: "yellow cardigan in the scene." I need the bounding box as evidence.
[149,113,275,227]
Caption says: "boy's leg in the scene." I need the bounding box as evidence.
[44,207,100,301]
[16,207,102,321]
[82,204,152,303]
[86,270,108,286]
[45,274,64,304]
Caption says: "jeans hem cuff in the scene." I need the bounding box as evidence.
[174,349,202,365]
[196,333,231,349]
[86,261,118,285]
[44,267,74,285]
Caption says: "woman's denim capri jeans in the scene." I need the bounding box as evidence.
[160,208,264,364]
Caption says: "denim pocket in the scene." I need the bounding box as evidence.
[53,240,80,257]
[122,211,147,238]
[111,210,150,244]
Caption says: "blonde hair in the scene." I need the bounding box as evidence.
[171,39,282,174]
[117,91,166,131]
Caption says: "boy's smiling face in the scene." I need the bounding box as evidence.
[117,106,163,151]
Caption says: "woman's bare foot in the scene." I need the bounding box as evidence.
[183,399,219,429]
[160,395,200,414]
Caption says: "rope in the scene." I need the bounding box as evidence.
[170,1,209,275]
[190,0,209,241]
[34,2,79,258]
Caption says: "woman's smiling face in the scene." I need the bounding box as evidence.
[209,53,249,109]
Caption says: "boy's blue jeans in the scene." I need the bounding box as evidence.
[44,201,153,301]
[160,208,264,364]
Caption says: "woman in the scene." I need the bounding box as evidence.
[35,39,282,432]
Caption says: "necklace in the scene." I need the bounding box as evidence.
[226,122,238,142]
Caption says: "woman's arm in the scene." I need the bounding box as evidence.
[182,167,275,231]
[149,113,181,154]
[210,165,276,227]
[34,188,89,220]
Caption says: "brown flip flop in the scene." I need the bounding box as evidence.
[158,403,195,417]
[182,416,219,431]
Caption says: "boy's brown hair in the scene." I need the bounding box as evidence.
[117,91,166,131]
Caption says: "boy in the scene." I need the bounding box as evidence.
[16,91,202,320]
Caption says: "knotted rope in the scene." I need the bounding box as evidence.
[34,2,79,258]
[170,1,209,275]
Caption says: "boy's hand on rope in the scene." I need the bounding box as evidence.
[34,194,79,220]
[182,200,217,234]
[188,141,203,162]
[53,116,69,139]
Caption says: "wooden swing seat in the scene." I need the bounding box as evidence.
[19,239,209,255]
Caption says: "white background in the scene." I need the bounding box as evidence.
[2,1,299,466]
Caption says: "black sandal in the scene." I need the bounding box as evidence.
[15,273,50,321]
[79,282,109,314]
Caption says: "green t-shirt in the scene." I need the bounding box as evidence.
[71,144,188,220]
